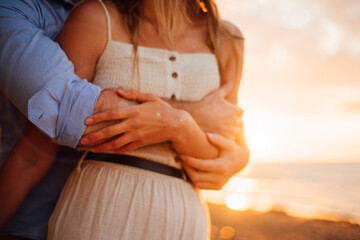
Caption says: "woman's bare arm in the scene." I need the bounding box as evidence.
[181,22,250,189]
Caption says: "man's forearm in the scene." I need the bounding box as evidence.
[0,1,102,148]
[0,124,57,230]
[164,85,244,139]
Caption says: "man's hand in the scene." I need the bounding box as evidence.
[93,89,137,114]
[181,133,250,190]
[81,89,137,138]
[80,90,188,153]
[171,82,244,139]
[80,83,245,153]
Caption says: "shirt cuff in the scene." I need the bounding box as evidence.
[28,81,102,148]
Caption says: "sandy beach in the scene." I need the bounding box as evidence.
[209,204,360,240]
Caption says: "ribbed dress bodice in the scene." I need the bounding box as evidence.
[91,1,221,168]
[92,40,220,168]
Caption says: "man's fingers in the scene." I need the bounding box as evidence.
[216,81,233,98]
[117,89,156,103]
[203,81,233,100]
[193,182,223,190]
[235,106,244,117]
[183,165,213,182]
[182,165,225,190]
[180,155,219,172]
[236,116,244,126]
[206,133,235,151]
[86,107,135,125]
[91,132,135,153]
[113,141,145,154]
[81,120,132,145]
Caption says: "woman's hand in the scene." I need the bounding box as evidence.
[181,133,250,190]
[80,90,188,153]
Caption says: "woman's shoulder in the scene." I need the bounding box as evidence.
[67,0,108,28]
[70,0,128,42]
[57,0,111,64]
[70,0,123,25]
[219,20,244,40]
[217,20,244,59]
[217,20,245,78]
[217,20,244,58]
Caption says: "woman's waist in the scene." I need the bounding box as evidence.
[124,143,181,169]
[56,143,182,177]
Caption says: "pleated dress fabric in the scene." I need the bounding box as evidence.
[48,1,220,239]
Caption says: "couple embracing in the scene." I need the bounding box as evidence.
[0,0,249,239]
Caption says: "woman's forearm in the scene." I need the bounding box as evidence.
[171,110,219,159]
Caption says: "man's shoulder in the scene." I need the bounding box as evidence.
[0,0,67,34]
[0,0,42,14]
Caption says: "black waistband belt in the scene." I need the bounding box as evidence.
[56,147,185,180]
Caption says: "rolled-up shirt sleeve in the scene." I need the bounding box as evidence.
[0,1,102,148]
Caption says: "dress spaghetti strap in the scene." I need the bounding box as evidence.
[98,0,112,41]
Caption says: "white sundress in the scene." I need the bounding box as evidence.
[48,1,220,239]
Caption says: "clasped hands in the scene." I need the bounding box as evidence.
[79,83,249,190]
[81,89,189,154]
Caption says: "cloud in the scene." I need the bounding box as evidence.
[318,18,343,55]
[346,38,360,57]
[265,0,322,29]
[219,0,360,57]
[267,45,291,68]
[344,102,360,113]
[318,86,360,114]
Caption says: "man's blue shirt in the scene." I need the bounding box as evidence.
[0,0,102,150]
[0,0,102,239]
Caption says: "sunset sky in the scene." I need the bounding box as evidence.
[217,0,360,163]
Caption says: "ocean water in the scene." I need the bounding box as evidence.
[243,163,360,222]
[205,162,360,223]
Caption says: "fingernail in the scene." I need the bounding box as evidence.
[206,133,214,139]
[117,89,125,94]
[86,118,94,124]
[81,137,90,144]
